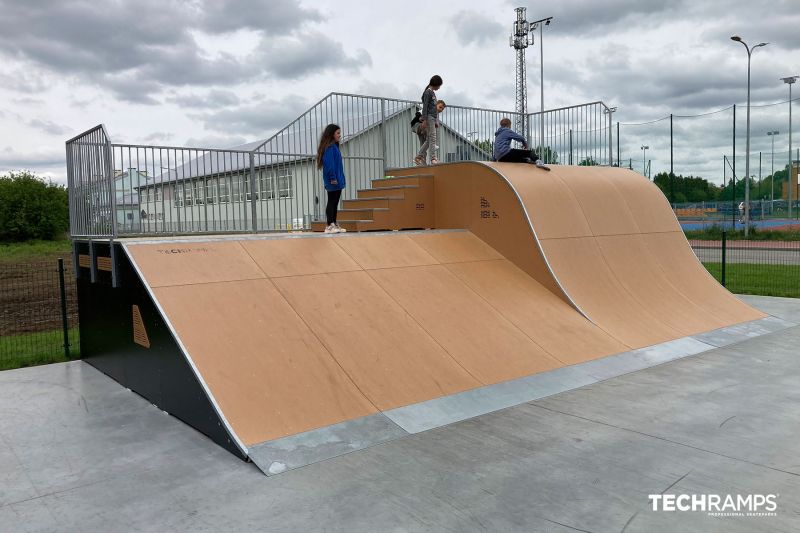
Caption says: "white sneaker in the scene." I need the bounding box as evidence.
[334,223,347,233]
[324,223,337,234]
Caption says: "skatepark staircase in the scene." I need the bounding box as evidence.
[310,174,434,232]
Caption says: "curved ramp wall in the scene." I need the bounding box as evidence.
[395,162,765,349]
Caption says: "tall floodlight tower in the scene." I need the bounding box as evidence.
[509,7,534,135]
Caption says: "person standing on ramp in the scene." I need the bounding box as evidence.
[317,124,347,233]
[414,75,443,166]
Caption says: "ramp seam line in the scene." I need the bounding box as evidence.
[236,243,383,416]
[328,238,485,387]
[542,172,687,342]
[605,177,765,323]
[359,268,486,387]
[439,262,569,367]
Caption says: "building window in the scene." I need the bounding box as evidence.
[231,178,241,202]
[205,181,216,204]
[259,170,274,200]
[218,180,229,203]
[174,184,183,207]
[276,168,293,198]
[193,181,204,205]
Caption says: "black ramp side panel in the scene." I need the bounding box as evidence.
[77,242,246,460]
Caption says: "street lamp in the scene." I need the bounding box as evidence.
[781,75,798,219]
[641,145,649,178]
[767,131,779,204]
[731,35,768,237]
[530,15,553,161]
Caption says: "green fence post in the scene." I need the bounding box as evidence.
[58,258,70,359]
[721,230,727,287]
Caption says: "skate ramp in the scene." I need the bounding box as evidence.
[116,162,766,475]
[123,230,630,473]
[395,162,766,348]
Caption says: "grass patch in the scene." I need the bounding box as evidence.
[702,262,800,298]
[0,328,80,371]
[0,238,72,262]
[685,225,800,241]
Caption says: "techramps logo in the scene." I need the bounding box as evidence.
[649,494,779,518]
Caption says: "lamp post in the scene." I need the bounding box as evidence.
[781,76,798,219]
[529,16,553,161]
[731,36,767,237]
[641,145,649,178]
[767,131,779,204]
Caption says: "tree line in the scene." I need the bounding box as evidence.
[0,171,68,242]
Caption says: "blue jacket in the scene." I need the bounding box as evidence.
[493,127,527,161]
[322,144,346,192]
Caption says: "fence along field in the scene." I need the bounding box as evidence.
[0,258,79,370]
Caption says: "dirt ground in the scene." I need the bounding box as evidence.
[0,252,79,336]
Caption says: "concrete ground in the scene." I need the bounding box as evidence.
[1,295,799,533]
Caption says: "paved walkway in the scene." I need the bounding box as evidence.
[1,295,799,532]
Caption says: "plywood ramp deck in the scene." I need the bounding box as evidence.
[390,162,766,349]
[124,230,629,452]
[120,161,766,472]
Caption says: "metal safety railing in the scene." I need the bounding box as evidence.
[66,92,613,238]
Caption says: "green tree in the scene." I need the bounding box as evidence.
[653,172,722,202]
[473,139,494,157]
[578,156,599,166]
[534,145,559,164]
[0,171,69,242]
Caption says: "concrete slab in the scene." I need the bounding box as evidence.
[248,414,407,476]
[2,296,798,531]
[738,294,800,323]
[692,316,796,348]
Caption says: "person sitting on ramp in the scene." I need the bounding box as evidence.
[493,117,549,170]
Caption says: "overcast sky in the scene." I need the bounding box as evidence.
[0,0,798,185]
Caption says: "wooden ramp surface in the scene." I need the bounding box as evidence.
[121,162,765,467]
[124,231,628,451]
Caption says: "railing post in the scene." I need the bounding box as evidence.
[249,153,258,232]
[58,258,71,360]
[721,230,727,287]
[380,99,387,174]
[105,133,117,238]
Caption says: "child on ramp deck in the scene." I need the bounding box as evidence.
[493,117,550,170]
[316,124,347,233]
[414,75,443,166]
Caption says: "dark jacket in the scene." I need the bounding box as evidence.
[493,127,527,161]
[322,144,346,192]
[421,88,438,120]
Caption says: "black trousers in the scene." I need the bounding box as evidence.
[326,189,342,224]
[498,148,538,163]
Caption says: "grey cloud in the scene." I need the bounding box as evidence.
[510,0,683,36]
[192,96,314,137]
[199,0,323,34]
[0,146,65,168]
[27,118,71,136]
[254,32,372,80]
[184,134,248,148]
[141,132,176,144]
[168,90,241,109]
[450,10,504,46]
[0,0,367,104]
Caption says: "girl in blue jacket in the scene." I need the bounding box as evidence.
[316,124,347,233]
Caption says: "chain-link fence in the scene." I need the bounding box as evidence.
[689,233,800,298]
[0,258,80,370]
[617,97,799,219]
